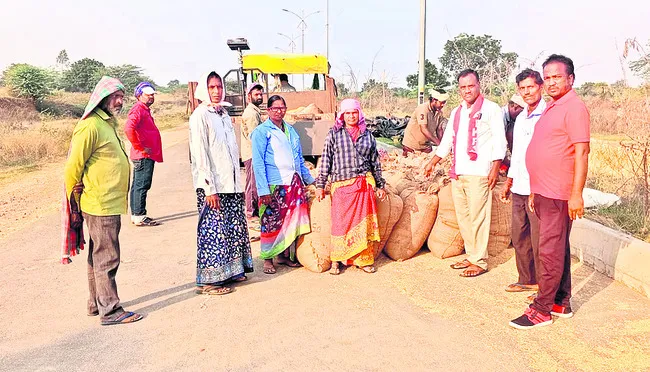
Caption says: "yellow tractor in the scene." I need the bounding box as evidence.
[188,38,338,162]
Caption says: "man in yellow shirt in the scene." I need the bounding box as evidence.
[63,76,143,326]
[401,89,449,156]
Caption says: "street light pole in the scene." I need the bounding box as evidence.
[282,8,321,88]
[277,33,297,53]
[418,0,426,104]
[326,0,329,60]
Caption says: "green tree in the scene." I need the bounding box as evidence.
[96,64,155,93]
[167,79,180,88]
[3,63,54,102]
[56,50,69,69]
[62,58,105,92]
[361,78,388,93]
[629,40,650,82]
[439,33,517,87]
[336,82,350,96]
[405,59,449,90]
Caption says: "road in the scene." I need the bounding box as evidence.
[1,125,649,371]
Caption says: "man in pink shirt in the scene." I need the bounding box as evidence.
[509,55,590,330]
[124,82,163,226]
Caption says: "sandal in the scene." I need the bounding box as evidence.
[329,262,341,275]
[249,236,260,242]
[460,265,488,278]
[505,283,539,293]
[263,261,277,275]
[527,292,538,302]
[195,285,233,295]
[230,275,247,283]
[88,309,99,317]
[101,311,143,326]
[277,258,302,268]
[361,265,377,274]
[134,217,160,227]
[450,259,472,270]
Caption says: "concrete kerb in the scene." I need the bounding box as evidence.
[570,218,650,298]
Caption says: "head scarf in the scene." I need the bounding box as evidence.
[134,81,155,97]
[81,76,125,120]
[194,71,232,114]
[335,98,366,132]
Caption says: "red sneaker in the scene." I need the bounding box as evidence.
[551,304,574,319]
[509,306,553,330]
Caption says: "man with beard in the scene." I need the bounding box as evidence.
[402,89,449,156]
[241,82,264,240]
[63,76,143,325]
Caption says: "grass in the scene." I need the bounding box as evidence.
[0,88,188,171]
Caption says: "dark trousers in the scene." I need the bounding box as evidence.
[130,158,155,216]
[511,193,540,285]
[244,159,258,219]
[83,213,123,320]
[531,194,573,314]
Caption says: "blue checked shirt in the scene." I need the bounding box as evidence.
[315,125,385,189]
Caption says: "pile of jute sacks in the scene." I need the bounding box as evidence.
[297,151,512,273]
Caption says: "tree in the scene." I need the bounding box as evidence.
[61,58,105,92]
[627,39,650,82]
[3,63,54,102]
[336,82,350,97]
[439,33,518,89]
[96,64,155,93]
[361,78,388,94]
[167,79,180,89]
[405,59,449,90]
[56,50,69,69]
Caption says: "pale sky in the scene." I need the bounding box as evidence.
[1,0,648,89]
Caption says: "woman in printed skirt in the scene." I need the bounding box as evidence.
[251,95,316,274]
[188,71,254,295]
[315,98,386,275]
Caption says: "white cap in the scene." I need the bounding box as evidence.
[142,86,157,95]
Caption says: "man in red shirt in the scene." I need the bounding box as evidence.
[509,55,590,330]
[124,82,163,226]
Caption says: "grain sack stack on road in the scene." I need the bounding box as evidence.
[297,191,333,273]
[374,187,403,258]
[427,183,465,259]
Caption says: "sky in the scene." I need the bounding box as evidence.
[1,0,648,90]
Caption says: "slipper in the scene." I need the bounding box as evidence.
[101,311,143,326]
[263,265,277,275]
[505,283,538,293]
[460,265,488,278]
[277,259,302,268]
[87,310,99,317]
[527,292,538,302]
[329,263,341,275]
[450,259,472,270]
[195,285,233,295]
[134,217,160,227]
[230,275,247,283]
[249,236,260,242]
[361,266,377,274]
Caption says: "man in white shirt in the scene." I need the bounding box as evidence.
[424,69,507,277]
[500,69,546,295]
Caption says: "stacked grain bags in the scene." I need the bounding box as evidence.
[296,190,332,273]
[488,178,512,257]
[427,182,465,259]
[374,186,404,258]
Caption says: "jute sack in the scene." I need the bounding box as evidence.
[382,171,414,195]
[384,188,438,261]
[488,179,512,257]
[427,183,465,259]
[374,191,404,258]
[297,195,332,272]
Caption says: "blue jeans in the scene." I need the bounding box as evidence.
[130,158,155,216]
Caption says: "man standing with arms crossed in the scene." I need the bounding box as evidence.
[424,69,507,277]
[124,81,163,226]
[500,69,546,297]
[241,82,264,240]
[509,55,590,329]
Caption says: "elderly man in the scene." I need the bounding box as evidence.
[424,69,507,277]
[500,69,546,297]
[241,82,264,240]
[124,82,163,226]
[63,76,143,325]
[510,55,590,330]
[401,89,449,156]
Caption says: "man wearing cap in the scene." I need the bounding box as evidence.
[401,89,449,156]
[124,82,163,226]
[503,93,526,154]
[64,76,143,325]
[241,82,264,239]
